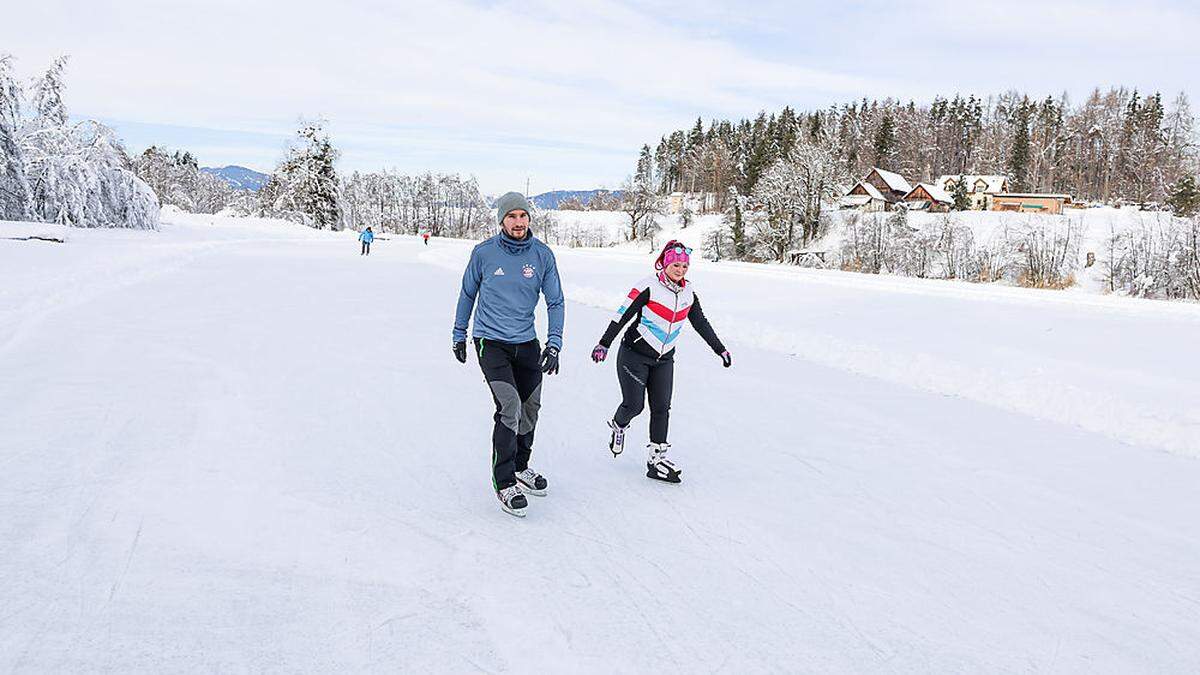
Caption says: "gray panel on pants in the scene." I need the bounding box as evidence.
[519,382,542,435]
[488,380,522,433]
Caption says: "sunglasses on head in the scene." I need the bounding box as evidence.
[670,245,693,256]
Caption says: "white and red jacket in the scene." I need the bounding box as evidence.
[599,272,725,359]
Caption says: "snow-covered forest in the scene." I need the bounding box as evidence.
[135,120,493,238]
[598,88,1200,300]
[641,89,1197,207]
[338,169,491,238]
[132,147,242,215]
[0,55,159,229]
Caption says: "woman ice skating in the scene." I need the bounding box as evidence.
[359,226,374,255]
[591,240,731,483]
[422,230,431,246]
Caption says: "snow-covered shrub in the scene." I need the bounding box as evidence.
[970,233,1014,283]
[1014,219,1081,288]
[838,210,1024,284]
[702,221,733,261]
[839,210,912,274]
[936,217,976,280]
[535,208,560,243]
[1105,214,1200,300]
[1181,218,1200,300]
[892,219,939,278]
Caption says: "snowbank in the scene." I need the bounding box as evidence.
[0,220,70,242]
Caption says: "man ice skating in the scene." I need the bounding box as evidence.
[453,192,564,517]
[359,226,374,255]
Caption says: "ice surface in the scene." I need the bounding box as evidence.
[2,211,1198,672]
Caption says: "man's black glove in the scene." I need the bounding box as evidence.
[453,341,467,364]
[540,346,560,375]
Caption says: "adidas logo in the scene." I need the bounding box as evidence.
[493,267,505,276]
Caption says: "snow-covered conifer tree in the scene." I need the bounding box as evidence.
[260,121,341,229]
[0,54,31,220]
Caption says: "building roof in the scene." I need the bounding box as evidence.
[847,180,887,201]
[908,183,953,204]
[870,167,913,194]
[994,193,1072,199]
[839,195,874,207]
[937,174,1008,193]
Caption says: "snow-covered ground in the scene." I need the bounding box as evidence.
[2,211,1199,672]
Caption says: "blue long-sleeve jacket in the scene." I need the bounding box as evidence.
[453,232,564,350]
[359,230,374,243]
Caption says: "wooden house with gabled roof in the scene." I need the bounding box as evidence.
[840,167,916,211]
[840,180,888,212]
[863,167,914,204]
[903,183,953,212]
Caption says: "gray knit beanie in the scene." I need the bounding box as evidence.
[496,192,533,226]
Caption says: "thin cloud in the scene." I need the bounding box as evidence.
[2,0,1195,192]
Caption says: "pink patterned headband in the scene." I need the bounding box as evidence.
[657,244,692,269]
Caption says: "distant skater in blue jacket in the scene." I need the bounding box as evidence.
[359,227,374,255]
[453,192,564,517]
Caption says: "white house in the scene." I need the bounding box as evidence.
[666,192,717,214]
[936,175,1009,210]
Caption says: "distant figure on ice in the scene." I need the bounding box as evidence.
[452,192,565,517]
[359,227,374,255]
[591,240,731,483]
[422,230,431,246]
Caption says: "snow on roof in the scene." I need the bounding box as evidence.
[911,182,953,203]
[870,167,913,193]
[937,175,1008,193]
[847,180,886,201]
[994,193,1072,199]
[839,195,874,206]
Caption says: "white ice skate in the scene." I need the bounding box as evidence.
[646,442,682,483]
[515,468,548,496]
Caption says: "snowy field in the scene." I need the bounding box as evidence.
[2,211,1199,672]
[549,205,1196,298]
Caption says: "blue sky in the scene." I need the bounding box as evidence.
[4,0,1197,194]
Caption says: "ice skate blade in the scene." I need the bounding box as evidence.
[500,503,528,517]
[646,468,682,484]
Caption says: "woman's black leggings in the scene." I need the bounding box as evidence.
[613,344,674,444]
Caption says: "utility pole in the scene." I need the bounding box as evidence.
[525,176,530,197]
